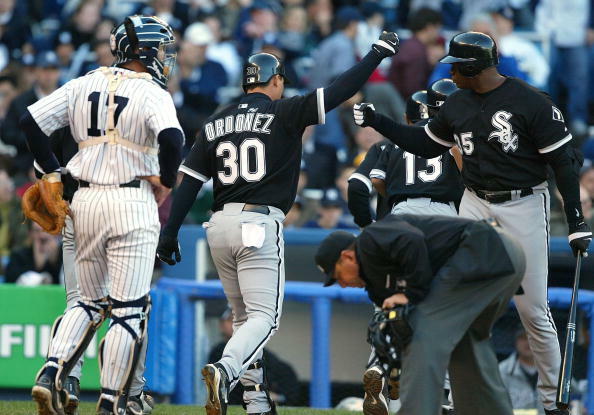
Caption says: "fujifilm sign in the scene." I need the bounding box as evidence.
[0,324,99,358]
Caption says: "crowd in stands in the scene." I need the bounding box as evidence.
[2,0,594,283]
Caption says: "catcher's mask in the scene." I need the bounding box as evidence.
[367,306,413,370]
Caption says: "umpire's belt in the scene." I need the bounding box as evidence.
[242,204,270,215]
[78,179,141,188]
[471,187,533,204]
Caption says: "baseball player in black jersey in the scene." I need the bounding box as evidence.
[315,215,526,415]
[347,91,430,228]
[156,32,400,415]
[32,127,154,415]
[353,31,592,415]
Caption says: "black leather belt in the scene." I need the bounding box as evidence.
[390,196,451,206]
[472,187,533,204]
[78,179,141,188]
[242,204,270,215]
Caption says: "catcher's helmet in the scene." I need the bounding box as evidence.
[427,78,458,116]
[405,90,429,124]
[440,31,498,77]
[242,53,289,92]
[110,15,177,89]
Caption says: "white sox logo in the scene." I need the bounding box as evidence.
[488,111,518,153]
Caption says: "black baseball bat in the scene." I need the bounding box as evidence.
[556,253,583,410]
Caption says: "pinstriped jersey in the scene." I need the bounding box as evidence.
[426,77,572,191]
[181,90,325,214]
[27,66,184,185]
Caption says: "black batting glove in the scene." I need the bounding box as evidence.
[157,233,182,265]
[372,31,400,59]
[353,103,376,127]
[568,220,592,257]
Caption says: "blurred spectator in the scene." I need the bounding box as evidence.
[308,6,361,89]
[82,39,114,73]
[302,188,355,229]
[60,0,102,49]
[0,0,32,58]
[428,14,528,85]
[498,328,542,412]
[1,51,60,179]
[0,168,28,262]
[208,307,301,406]
[236,0,281,59]
[138,0,189,33]
[54,30,76,85]
[351,126,384,163]
[580,166,594,201]
[305,0,333,45]
[536,0,590,137]
[0,74,17,121]
[203,14,243,87]
[336,165,355,203]
[5,222,63,285]
[491,7,549,89]
[388,7,442,99]
[178,23,228,143]
[355,2,385,60]
[284,196,303,228]
[278,5,310,59]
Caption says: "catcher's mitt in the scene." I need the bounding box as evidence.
[22,174,69,235]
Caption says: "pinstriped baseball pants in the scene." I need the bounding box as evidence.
[48,181,159,396]
[60,215,149,394]
[206,203,286,413]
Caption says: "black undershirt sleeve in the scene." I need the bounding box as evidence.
[157,128,184,188]
[348,179,374,227]
[323,50,383,112]
[371,113,449,159]
[19,110,60,173]
[162,174,204,237]
[542,144,584,227]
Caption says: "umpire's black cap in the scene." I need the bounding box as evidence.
[242,52,290,92]
[440,31,499,77]
[315,231,356,286]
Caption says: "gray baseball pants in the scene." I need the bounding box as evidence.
[206,203,285,413]
[459,185,559,411]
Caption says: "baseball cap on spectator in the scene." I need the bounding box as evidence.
[490,6,514,21]
[315,230,356,286]
[184,22,214,46]
[335,6,364,26]
[320,188,344,208]
[35,51,59,68]
[250,0,282,14]
[56,31,73,46]
[361,2,384,19]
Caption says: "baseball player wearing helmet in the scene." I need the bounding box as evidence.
[353,82,462,415]
[353,31,592,415]
[316,215,526,415]
[156,32,400,415]
[32,127,154,415]
[20,15,183,415]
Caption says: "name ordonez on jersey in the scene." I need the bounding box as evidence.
[204,110,275,141]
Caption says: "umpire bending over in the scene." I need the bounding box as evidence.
[316,215,526,415]
[353,32,592,415]
[156,32,399,415]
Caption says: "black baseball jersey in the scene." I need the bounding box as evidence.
[426,77,572,191]
[370,141,463,207]
[348,139,392,220]
[181,90,324,213]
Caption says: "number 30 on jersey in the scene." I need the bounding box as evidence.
[216,138,266,184]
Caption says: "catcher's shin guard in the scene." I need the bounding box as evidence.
[242,359,277,415]
[41,299,109,391]
[97,295,151,415]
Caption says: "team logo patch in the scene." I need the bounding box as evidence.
[552,106,564,122]
[488,110,518,153]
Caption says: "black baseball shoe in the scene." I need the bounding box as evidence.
[127,392,155,414]
[31,372,67,415]
[442,408,456,415]
[96,396,115,415]
[202,363,229,415]
[545,409,569,415]
[63,377,80,415]
[362,366,389,415]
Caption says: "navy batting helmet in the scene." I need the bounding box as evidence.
[427,78,458,116]
[110,15,177,89]
[440,31,498,77]
[405,90,429,124]
[242,53,289,92]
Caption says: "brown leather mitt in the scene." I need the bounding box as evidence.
[22,180,68,235]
